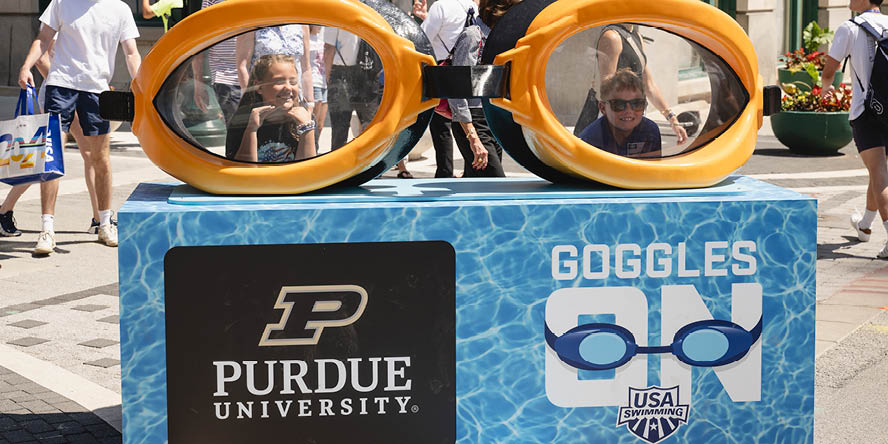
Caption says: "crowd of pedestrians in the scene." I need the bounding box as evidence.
[0,0,513,256]
[3,0,887,260]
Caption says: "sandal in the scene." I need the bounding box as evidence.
[397,170,414,179]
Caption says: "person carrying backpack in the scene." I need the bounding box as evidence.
[413,0,478,178]
[821,0,888,258]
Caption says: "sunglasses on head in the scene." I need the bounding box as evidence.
[606,98,647,112]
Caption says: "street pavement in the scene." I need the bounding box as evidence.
[0,94,887,443]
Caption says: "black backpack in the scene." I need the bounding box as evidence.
[850,17,888,130]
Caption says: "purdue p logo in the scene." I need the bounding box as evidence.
[259,285,368,346]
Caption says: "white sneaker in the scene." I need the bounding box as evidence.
[98,224,118,247]
[33,231,55,254]
[850,212,872,242]
[879,242,888,259]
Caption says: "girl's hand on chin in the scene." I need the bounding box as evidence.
[248,105,279,129]
[287,104,313,125]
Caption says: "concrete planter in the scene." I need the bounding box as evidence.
[770,111,852,154]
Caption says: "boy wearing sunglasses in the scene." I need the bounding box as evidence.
[578,68,661,158]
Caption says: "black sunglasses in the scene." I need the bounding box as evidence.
[605,98,647,112]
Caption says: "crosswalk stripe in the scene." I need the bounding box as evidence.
[788,185,869,193]
[748,169,869,180]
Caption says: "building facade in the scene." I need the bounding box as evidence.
[0,0,875,110]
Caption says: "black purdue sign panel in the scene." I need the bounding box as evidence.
[164,242,456,443]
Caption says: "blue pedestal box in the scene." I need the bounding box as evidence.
[118,177,816,444]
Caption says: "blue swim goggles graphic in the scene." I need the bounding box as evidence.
[545,317,763,370]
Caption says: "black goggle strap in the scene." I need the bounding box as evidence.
[422,63,510,100]
[98,64,511,122]
[99,90,136,122]
[763,85,781,116]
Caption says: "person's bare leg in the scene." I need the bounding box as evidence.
[859,146,888,257]
[0,184,30,213]
[39,179,60,216]
[0,184,29,236]
[80,133,112,212]
[71,114,100,221]
[314,101,328,148]
[39,131,66,218]
[80,132,117,246]
[34,175,60,253]
[395,159,412,178]
[859,147,888,221]
[866,177,878,212]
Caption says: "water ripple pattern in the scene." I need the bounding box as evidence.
[118,177,816,444]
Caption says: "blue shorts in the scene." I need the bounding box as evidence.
[313,86,328,104]
[44,85,110,136]
[850,110,888,153]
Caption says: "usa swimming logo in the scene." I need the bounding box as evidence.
[617,386,688,443]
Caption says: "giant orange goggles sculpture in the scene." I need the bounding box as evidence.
[101,0,781,194]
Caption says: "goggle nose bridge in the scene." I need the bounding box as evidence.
[422,64,510,100]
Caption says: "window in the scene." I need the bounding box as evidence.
[701,0,736,19]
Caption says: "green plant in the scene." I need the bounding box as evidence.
[803,21,834,53]
[781,48,826,71]
[779,21,835,76]
[781,83,851,112]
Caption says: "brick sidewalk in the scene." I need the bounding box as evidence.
[0,366,119,444]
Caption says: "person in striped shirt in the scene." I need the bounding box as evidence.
[190,0,242,124]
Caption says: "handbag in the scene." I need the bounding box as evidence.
[572,87,599,136]
[0,86,65,186]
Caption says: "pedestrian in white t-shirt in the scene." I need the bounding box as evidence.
[413,0,478,178]
[821,0,888,258]
[1,34,111,239]
[17,0,141,254]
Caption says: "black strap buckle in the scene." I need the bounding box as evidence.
[422,63,510,100]
[99,90,135,122]
[763,85,781,116]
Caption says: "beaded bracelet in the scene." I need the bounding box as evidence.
[295,121,316,136]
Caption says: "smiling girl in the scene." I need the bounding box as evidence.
[225,54,317,163]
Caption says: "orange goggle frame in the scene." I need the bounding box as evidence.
[124,0,770,194]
